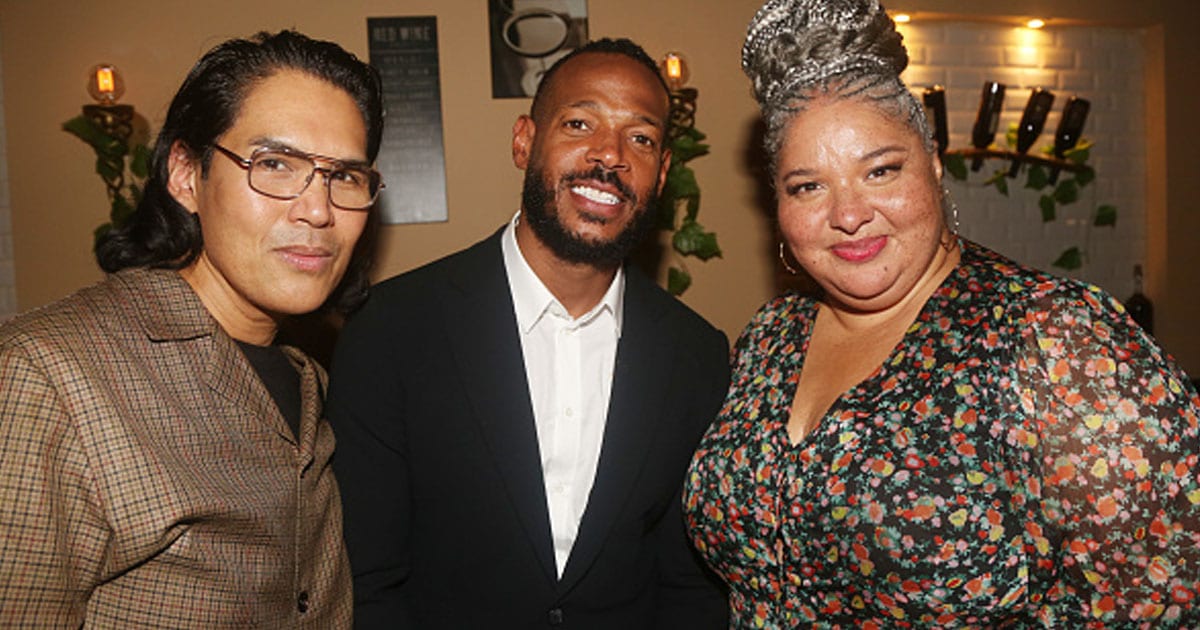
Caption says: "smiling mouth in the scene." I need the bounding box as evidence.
[570,184,621,205]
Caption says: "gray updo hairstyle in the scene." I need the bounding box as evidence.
[742,0,934,175]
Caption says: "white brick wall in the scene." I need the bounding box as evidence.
[0,30,15,321]
[899,22,1147,301]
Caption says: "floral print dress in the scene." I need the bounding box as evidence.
[684,240,1200,628]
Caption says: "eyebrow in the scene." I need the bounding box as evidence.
[248,136,371,169]
[561,100,664,130]
[779,144,909,179]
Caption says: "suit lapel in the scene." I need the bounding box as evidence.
[443,233,558,582]
[126,268,294,443]
[559,270,673,589]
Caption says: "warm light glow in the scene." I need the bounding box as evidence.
[95,67,115,94]
[87,63,124,105]
[665,56,682,80]
[1026,18,1046,29]
[659,51,690,91]
[893,13,912,24]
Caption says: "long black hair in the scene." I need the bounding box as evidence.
[95,29,384,313]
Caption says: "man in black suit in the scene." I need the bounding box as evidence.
[327,38,729,629]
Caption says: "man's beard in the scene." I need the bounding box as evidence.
[521,164,659,269]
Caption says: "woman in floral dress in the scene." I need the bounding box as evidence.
[683,0,1200,626]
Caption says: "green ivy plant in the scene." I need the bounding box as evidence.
[653,125,721,295]
[943,123,1116,271]
[62,114,150,246]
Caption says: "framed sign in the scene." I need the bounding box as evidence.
[488,0,589,98]
[368,16,448,224]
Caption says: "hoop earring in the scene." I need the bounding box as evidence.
[942,186,960,236]
[778,242,800,275]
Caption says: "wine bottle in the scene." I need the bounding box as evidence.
[970,81,1005,171]
[922,85,948,158]
[1126,264,1155,335]
[1009,87,1055,177]
[1048,96,1090,184]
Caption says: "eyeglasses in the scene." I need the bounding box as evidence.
[212,144,383,211]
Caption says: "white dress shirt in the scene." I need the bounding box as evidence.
[501,213,623,577]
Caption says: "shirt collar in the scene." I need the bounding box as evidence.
[501,212,624,336]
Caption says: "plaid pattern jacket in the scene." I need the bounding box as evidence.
[0,268,351,628]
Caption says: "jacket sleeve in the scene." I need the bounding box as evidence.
[654,326,731,628]
[326,299,416,629]
[0,339,109,626]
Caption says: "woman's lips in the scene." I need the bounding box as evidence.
[831,236,887,262]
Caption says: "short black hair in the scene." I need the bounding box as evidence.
[529,37,670,121]
[95,30,384,314]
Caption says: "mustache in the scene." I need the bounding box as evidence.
[560,165,636,201]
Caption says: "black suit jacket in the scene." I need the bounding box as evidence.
[328,230,730,629]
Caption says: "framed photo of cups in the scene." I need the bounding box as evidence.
[488,0,589,98]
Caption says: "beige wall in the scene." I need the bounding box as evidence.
[2,0,1197,372]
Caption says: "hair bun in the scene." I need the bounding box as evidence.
[742,0,908,109]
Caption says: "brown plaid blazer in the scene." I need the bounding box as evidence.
[0,268,351,628]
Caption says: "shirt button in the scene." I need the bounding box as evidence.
[564,407,574,417]
[297,590,310,613]
[548,608,564,625]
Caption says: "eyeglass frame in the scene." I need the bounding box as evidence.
[210,143,384,211]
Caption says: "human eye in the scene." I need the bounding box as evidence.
[253,151,299,173]
[866,161,903,181]
[562,118,590,133]
[630,132,659,149]
[330,167,368,187]
[784,180,821,196]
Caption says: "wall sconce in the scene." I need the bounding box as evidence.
[659,51,698,139]
[922,85,948,158]
[83,64,134,144]
[1009,87,1055,176]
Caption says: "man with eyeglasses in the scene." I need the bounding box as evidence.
[0,31,381,628]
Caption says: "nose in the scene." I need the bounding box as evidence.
[585,127,628,171]
[289,170,335,228]
[828,186,872,234]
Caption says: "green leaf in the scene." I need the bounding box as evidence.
[943,153,968,181]
[673,220,722,260]
[130,144,151,178]
[685,195,700,222]
[1004,122,1018,149]
[1053,179,1079,205]
[667,266,691,296]
[1025,165,1049,190]
[1074,166,1095,187]
[1052,247,1083,270]
[654,195,678,231]
[1063,145,1090,164]
[1094,204,1117,227]
[985,170,1008,196]
[95,156,122,182]
[664,165,699,199]
[1040,195,1057,222]
[669,132,710,164]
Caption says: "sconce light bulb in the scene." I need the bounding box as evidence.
[87,63,125,105]
[893,13,912,24]
[1025,18,1046,29]
[660,52,689,92]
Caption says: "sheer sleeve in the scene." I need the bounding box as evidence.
[1016,284,1200,625]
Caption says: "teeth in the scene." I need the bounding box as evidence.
[571,185,620,205]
